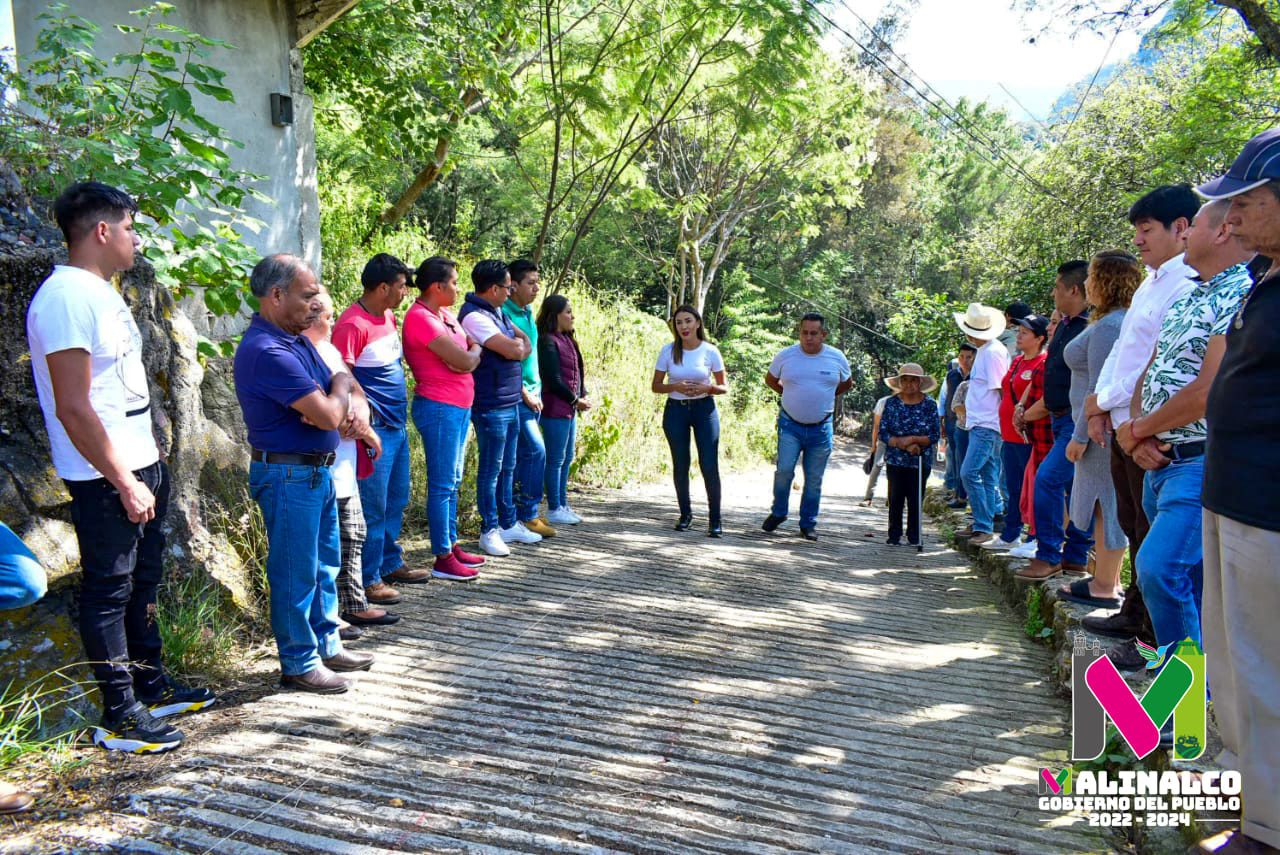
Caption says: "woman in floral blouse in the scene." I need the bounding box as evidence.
[878,363,942,546]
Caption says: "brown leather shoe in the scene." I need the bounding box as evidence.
[955,525,976,537]
[1061,562,1090,576]
[365,582,402,604]
[323,650,374,672]
[383,565,430,585]
[1016,558,1062,581]
[0,781,34,815]
[281,665,350,694]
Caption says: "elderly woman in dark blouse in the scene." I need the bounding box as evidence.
[537,294,592,526]
[878,363,942,546]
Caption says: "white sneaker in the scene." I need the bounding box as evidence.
[982,536,1021,551]
[547,507,578,525]
[562,505,583,524]
[500,521,542,544]
[1008,540,1038,559]
[479,529,510,556]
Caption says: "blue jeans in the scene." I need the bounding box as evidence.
[663,398,722,524]
[1137,457,1206,649]
[472,405,520,532]
[357,421,410,586]
[412,397,470,556]
[1033,413,1094,566]
[249,461,341,676]
[961,426,1003,534]
[943,422,961,493]
[952,428,970,500]
[771,411,833,530]
[542,416,576,510]
[513,402,547,520]
[0,522,46,610]
[1001,441,1032,542]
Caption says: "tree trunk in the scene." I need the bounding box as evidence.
[1215,0,1280,64]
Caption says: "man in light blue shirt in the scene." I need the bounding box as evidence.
[761,313,853,540]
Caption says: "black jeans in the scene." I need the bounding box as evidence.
[886,463,926,545]
[66,460,169,715]
[662,398,721,525]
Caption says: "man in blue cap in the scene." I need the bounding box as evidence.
[1193,127,1280,855]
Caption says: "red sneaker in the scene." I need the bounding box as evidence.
[452,544,486,567]
[433,553,479,581]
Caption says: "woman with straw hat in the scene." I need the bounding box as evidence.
[878,363,941,546]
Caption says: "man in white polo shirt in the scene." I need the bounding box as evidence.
[955,303,1011,545]
[761,313,853,540]
[26,182,214,755]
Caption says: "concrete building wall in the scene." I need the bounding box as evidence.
[10,0,322,286]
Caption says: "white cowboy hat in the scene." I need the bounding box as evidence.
[953,302,1007,340]
[885,362,938,394]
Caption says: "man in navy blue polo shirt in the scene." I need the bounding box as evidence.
[234,254,375,693]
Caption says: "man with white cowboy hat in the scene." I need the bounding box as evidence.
[954,303,1010,546]
[877,362,940,547]
[1192,127,1280,855]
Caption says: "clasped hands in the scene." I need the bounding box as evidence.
[889,435,930,456]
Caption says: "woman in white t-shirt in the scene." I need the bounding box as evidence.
[304,292,398,635]
[651,305,728,536]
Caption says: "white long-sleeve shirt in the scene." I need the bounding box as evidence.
[1093,253,1198,427]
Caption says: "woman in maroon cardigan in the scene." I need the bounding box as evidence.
[536,294,592,525]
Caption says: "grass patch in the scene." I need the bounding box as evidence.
[1024,586,1053,640]
[155,573,247,683]
[0,668,94,775]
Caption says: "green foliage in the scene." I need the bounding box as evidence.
[1025,586,1047,640]
[0,668,92,770]
[0,3,266,310]
[155,572,245,682]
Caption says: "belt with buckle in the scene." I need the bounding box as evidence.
[783,410,832,427]
[1163,441,1205,461]
[250,449,336,467]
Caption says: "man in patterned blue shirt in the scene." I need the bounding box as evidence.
[1116,199,1254,660]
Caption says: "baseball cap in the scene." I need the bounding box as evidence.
[1012,313,1049,338]
[1196,128,1280,200]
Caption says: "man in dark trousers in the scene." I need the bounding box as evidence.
[27,182,214,754]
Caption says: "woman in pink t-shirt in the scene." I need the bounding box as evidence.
[403,256,484,580]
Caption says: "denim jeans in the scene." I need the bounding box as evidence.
[1000,441,1032,542]
[1033,413,1094,566]
[951,427,969,500]
[542,416,576,510]
[1137,457,1206,649]
[412,397,470,556]
[513,402,547,520]
[943,422,961,493]
[472,405,520,532]
[65,460,169,714]
[960,426,1003,534]
[357,420,410,587]
[0,522,45,611]
[663,398,722,524]
[249,461,342,676]
[771,411,833,530]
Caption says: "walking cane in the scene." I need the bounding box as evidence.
[916,452,925,553]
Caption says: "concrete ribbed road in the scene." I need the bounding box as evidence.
[90,448,1105,854]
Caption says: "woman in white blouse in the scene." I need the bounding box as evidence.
[651,305,729,536]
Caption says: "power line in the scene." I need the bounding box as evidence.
[749,268,914,351]
[806,0,1068,207]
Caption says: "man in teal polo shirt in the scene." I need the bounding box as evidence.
[503,259,553,537]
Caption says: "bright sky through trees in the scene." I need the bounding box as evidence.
[832,0,1159,120]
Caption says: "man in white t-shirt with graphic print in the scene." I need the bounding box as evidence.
[761,313,853,540]
[26,182,214,755]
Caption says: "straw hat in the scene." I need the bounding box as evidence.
[885,363,938,394]
[953,302,1007,340]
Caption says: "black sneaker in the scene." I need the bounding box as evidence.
[135,677,217,718]
[1106,640,1149,673]
[1082,612,1145,640]
[761,514,785,532]
[92,702,184,754]
[799,527,818,541]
